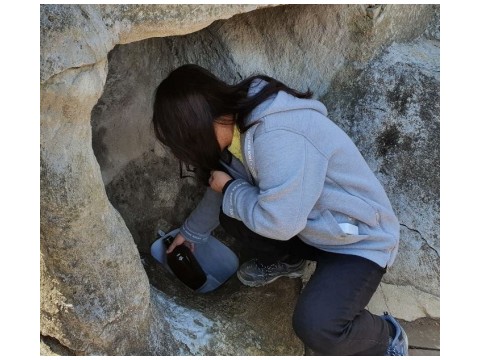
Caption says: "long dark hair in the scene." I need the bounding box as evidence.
[152,64,312,185]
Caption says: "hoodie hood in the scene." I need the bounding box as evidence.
[244,78,328,126]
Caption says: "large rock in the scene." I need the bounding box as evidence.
[41,4,439,355]
[40,60,154,355]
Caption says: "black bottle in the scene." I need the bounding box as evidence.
[163,235,207,290]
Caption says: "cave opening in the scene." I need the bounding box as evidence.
[88,4,337,293]
[89,17,256,296]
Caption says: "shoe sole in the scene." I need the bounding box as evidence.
[237,270,305,287]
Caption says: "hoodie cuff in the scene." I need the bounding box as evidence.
[222,179,235,194]
[221,178,251,220]
[179,222,210,245]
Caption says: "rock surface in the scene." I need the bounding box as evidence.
[41,4,265,83]
[41,4,439,355]
[40,60,153,355]
[143,252,304,355]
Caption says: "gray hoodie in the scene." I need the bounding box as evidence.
[180,79,399,268]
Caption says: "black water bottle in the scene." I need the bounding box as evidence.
[164,235,207,290]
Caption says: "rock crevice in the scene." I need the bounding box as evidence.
[401,223,439,257]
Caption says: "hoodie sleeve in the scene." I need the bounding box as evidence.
[222,129,328,240]
[179,186,223,244]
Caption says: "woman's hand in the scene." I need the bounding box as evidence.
[166,233,195,253]
[209,170,232,193]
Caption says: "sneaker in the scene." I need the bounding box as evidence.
[382,312,409,356]
[237,258,306,287]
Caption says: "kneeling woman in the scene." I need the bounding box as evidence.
[151,64,408,356]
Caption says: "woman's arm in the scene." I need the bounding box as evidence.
[178,186,223,244]
[222,130,328,240]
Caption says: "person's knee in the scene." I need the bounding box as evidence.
[292,304,345,355]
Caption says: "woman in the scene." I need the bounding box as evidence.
[151,64,408,356]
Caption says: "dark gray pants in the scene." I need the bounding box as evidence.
[219,211,390,356]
